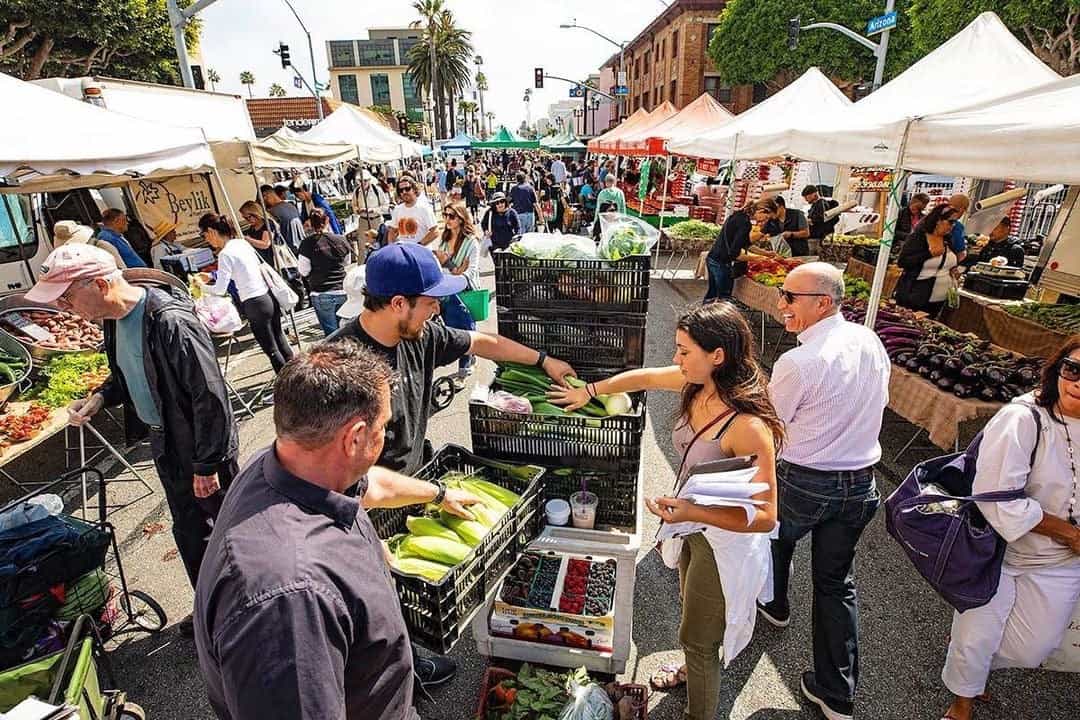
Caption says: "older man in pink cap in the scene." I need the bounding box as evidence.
[27,244,238,637]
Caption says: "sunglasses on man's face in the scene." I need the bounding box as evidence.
[777,287,825,304]
[1059,357,1080,382]
[397,186,414,193]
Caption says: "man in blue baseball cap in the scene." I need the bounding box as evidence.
[328,243,576,689]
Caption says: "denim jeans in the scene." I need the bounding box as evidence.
[439,293,476,374]
[705,257,734,301]
[769,460,880,706]
[518,211,536,234]
[310,291,347,337]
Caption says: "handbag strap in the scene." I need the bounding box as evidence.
[674,408,736,489]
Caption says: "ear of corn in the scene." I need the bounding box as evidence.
[470,503,503,528]
[405,516,461,542]
[463,478,521,508]
[391,557,452,582]
[399,535,471,565]
[440,512,488,547]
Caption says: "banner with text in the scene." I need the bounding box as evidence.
[129,174,217,247]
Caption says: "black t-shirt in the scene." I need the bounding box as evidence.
[708,210,752,264]
[807,198,839,239]
[976,240,1025,268]
[242,224,275,265]
[328,319,472,474]
[299,232,351,293]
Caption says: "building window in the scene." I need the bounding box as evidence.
[670,79,677,103]
[338,74,359,105]
[370,74,391,106]
[753,82,768,103]
[398,38,419,65]
[356,39,396,66]
[704,77,732,104]
[329,40,356,68]
[671,30,679,59]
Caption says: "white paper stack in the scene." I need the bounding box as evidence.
[1,697,77,720]
[657,466,765,540]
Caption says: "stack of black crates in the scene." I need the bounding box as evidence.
[469,251,651,532]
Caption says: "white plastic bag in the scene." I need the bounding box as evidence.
[558,681,614,720]
[768,233,792,257]
[507,232,598,260]
[194,294,243,334]
[598,212,660,261]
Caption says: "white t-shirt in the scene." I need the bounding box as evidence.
[917,250,958,303]
[391,201,437,244]
[208,238,269,302]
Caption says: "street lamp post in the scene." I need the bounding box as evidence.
[475,55,486,140]
[280,0,323,119]
[523,88,532,134]
[559,19,626,122]
[591,96,601,136]
[167,0,221,89]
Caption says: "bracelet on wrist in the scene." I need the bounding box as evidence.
[430,479,447,506]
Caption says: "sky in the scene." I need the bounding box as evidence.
[196,0,682,130]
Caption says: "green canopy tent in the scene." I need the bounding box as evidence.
[547,134,587,155]
[473,125,539,149]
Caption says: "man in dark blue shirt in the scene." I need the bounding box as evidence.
[97,209,147,268]
[292,178,344,234]
[509,173,540,233]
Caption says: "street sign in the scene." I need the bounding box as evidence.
[617,71,626,86]
[613,85,629,96]
[866,11,897,36]
[569,86,584,98]
[293,76,302,89]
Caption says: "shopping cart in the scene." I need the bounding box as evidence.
[0,467,166,657]
[0,615,144,719]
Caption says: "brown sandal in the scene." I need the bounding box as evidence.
[650,663,687,690]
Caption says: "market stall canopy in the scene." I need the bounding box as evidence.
[611,102,679,155]
[903,73,1080,184]
[589,103,677,154]
[619,93,735,157]
[769,12,1059,167]
[303,104,426,161]
[211,133,358,172]
[542,133,587,153]
[0,71,216,193]
[667,68,852,161]
[473,126,540,149]
[440,132,476,151]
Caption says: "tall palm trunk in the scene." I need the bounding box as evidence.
[447,89,456,136]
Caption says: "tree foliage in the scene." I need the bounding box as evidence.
[239,70,254,98]
[707,0,914,91]
[907,0,1080,76]
[0,0,199,82]
[407,4,473,138]
[268,83,286,97]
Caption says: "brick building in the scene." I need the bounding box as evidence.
[245,97,395,138]
[600,0,767,126]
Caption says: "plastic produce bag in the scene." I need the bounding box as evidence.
[768,233,792,257]
[559,681,614,720]
[508,232,599,260]
[485,390,532,414]
[194,294,243,334]
[598,213,660,261]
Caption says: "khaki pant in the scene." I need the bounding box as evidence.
[678,532,726,720]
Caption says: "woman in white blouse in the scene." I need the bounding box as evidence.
[940,338,1080,720]
[197,213,294,373]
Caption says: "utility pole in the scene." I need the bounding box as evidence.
[280,0,323,119]
[167,0,220,89]
[790,0,895,92]
[475,55,486,139]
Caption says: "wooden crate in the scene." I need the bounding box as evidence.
[845,257,901,300]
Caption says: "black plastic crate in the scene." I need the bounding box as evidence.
[493,251,651,315]
[495,309,647,372]
[368,444,545,653]
[539,462,640,531]
[470,369,646,472]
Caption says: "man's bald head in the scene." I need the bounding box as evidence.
[948,194,970,214]
[787,262,845,306]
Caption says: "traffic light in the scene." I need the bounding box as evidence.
[787,17,801,51]
[279,42,291,69]
[534,67,544,89]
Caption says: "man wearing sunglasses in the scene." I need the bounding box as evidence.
[388,180,439,246]
[759,262,890,720]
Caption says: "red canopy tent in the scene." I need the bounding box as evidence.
[612,100,705,156]
[616,93,735,157]
[587,105,668,154]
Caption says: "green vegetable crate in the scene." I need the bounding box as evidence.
[476,666,648,720]
[495,309,646,372]
[492,252,650,315]
[368,445,546,654]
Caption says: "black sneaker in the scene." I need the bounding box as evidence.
[177,613,195,638]
[414,652,457,689]
[756,601,791,628]
[800,672,853,720]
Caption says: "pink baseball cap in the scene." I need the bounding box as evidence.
[24,244,119,304]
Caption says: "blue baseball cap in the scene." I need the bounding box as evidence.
[365,243,467,298]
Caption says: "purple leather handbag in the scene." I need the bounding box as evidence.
[884,406,1040,612]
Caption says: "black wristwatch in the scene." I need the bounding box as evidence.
[430,479,447,505]
[534,350,548,369]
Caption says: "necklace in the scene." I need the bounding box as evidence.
[1060,417,1078,525]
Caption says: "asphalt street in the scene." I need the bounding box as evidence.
[7,252,1077,720]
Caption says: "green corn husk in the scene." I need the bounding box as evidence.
[398,535,471,565]
[463,478,520,508]
[391,557,453,582]
[405,516,460,542]
[439,511,488,547]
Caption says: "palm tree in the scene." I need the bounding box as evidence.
[408,3,473,140]
[207,68,220,92]
[459,100,478,136]
[485,111,495,137]
[475,70,488,138]
[239,71,255,98]
[268,83,286,98]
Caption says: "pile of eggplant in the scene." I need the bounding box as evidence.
[841,299,1044,402]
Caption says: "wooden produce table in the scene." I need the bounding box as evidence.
[0,401,68,468]
[982,305,1068,359]
[845,258,901,299]
[887,366,1003,451]
[733,277,784,322]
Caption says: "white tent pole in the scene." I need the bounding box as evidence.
[725,131,741,220]
[863,119,914,330]
[655,154,670,272]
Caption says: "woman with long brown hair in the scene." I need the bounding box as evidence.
[549,301,782,720]
[434,202,482,387]
[939,336,1080,720]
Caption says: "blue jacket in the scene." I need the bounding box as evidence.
[301,193,344,235]
[97,227,146,268]
[950,220,967,254]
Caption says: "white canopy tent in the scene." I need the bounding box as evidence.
[668,68,853,161]
[903,73,1080,185]
[0,71,215,193]
[303,104,425,162]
